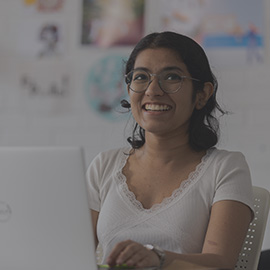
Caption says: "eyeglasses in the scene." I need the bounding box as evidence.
[125,68,201,94]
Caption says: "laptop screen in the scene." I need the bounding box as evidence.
[0,147,97,270]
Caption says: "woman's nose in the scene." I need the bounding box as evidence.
[145,76,164,96]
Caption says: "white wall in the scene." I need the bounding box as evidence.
[0,0,269,249]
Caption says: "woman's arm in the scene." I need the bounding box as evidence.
[91,209,99,248]
[165,200,252,269]
[107,200,252,269]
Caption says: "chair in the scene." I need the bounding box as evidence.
[235,186,270,270]
[96,244,103,265]
[258,249,270,270]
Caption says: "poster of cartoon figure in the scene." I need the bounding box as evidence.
[11,14,66,59]
[81,0,145,48]
[4,0,73,116]
[9,1,67,58]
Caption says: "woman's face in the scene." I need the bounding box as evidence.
[128,48,201,138]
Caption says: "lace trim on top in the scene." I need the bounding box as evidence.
[116,148,215,213]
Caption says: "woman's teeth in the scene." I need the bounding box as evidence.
[144,104,171,111]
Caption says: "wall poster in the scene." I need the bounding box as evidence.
[81,0,145,48]
[157,0,265,66]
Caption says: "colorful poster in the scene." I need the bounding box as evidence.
[23,0,65,12]
[85,54,129,121]
[37,0,64,12]
[158,0,210,43]
[158,0,264,66]
[81,0,145,48]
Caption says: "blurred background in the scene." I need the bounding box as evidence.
[0,0,269,249]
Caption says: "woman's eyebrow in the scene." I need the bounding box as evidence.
[133,66,185,73]
[162,66,184,72]
[133,67,149,72]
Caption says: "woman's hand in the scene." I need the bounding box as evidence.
[106,240,160,268]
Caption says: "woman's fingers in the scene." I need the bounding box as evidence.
[106,240,129,266]
[107,240,159,268]
[123,245,148,266]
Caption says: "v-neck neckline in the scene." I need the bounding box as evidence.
[115,147,215,213]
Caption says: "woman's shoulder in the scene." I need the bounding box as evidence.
[210,147,246,159]
[209,148,249,169]
[95,146,131,161]
[89,146,131,170]
[86,146,131,179]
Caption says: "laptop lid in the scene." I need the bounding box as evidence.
[0,147,97,270]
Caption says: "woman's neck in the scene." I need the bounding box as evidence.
[134,132,198,166]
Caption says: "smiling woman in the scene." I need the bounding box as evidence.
[86,31,254,270]
[123,31,224,151]
[125,46,215,146]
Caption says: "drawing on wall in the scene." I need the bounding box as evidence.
[13,17,65,58]
[157,0,264,66]
[9,1,67,58]
[38,23,61,58]
[17,62,73,115]
[20,73,69,97]
[85,54,129,121]
[81,0,145,48]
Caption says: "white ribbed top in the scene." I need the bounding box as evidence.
[86,147,254,263]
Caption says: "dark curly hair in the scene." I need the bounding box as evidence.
[122,31,226,152]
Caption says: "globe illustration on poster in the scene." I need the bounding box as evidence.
[85,54,129,121]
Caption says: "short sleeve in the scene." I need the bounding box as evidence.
[86,153,102,212]
[213,151,254,217]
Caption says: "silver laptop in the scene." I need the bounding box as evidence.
[0,147,98,270]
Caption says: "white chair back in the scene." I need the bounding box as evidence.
[235,186,270,270]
